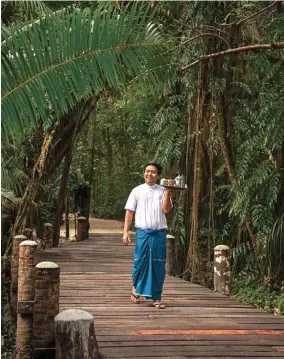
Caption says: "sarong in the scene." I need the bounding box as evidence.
[132,228,166,301]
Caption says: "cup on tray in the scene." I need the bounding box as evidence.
[160,178,168,186]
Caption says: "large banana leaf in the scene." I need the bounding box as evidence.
[1,5,169,142]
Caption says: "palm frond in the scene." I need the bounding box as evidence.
[1,188,16,202]
[2,5,169,142]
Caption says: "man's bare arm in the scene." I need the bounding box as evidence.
[162,190,173,214]
[123,210,134,245]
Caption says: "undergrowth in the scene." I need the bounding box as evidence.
[231,274,284,314]
[1,256,16,359]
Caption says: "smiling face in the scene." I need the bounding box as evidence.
[144,165,159,186]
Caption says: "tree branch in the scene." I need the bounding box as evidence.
[181,43,284,70]
[222,1,278,27]
[180,32,230,48]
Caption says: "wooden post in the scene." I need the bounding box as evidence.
[55,309,103,359]
[10,235,27,317]
[16,240,37,359]
[214,244,230,296]
[77,217,87,241]
[33,262,60,357]
[42,223,53,249]
[22,228,33,240]
[166,234,175,276]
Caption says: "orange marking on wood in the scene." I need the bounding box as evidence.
[130,329,284,335]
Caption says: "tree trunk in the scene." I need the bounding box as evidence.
[185,67,205,282]
[52,144,73,247]
[65,196,70,240]
[7,96,99,256]
[85,103,98,226]
[8,120,61,254]
[217,98,236,185]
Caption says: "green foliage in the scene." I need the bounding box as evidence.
[230,241,253,262]
[267,214,284,281]
[230,51,284,279]
[1,0,51,25]
[231,274,282,313]
[68,83,160,219]
[275,293,284,315]
[1,256,16,358]
[2,4,169,142]
[1,134,41,195]
[1,1,284,328]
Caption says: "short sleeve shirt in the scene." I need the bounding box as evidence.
[125,183,167,230]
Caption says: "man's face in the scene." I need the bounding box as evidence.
[144,165,159,185]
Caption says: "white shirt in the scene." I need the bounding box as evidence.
[125,183,168,230]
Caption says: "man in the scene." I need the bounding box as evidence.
[123,161,173,309]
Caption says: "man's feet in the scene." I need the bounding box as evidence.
[153,301,166,309]
[131,288,140,304]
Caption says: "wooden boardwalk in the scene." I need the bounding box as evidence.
[37,233,284,359]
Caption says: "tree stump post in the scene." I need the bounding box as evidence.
[166,234,175,276]
[10,235,27,317]
[42,223,53,249]
[77,217,87,241]
[214,244,230,296]
[22,228,33,240]
[54,309,103,359]
[33,262,60,358]
[16,240,38,359]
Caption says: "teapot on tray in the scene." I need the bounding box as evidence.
[160,175,187,188]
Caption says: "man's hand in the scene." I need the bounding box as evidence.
[123,232,131,245]
[162,189,173,214]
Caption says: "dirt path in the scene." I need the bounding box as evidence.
[60,217,126,242]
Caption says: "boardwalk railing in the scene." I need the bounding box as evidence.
[11,227,237,358]
[11,226,103,359]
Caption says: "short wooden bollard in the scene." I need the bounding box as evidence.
[42,223,53,249]
[22,228,33,240]
[10,235,27,316]
[33,262,60,357]
[77,217,87,241]
[55,309,103,359]
[166,234,175,276]
[214,244,230,296]
[16,240,38,359]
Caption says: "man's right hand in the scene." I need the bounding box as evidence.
[123,232,131,245]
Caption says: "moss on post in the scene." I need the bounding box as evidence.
[10,235,27,318]
[16,240,37,359]
[22,228,33,240]
[33,261,60,356]
[77,217,87,241]
[55,309,104,359]
[214,244,230,296]
[42,223,53,249]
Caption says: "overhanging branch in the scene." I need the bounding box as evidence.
[181,43,284,70]
[221,1,278,27]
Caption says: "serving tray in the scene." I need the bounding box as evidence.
[161,185,187,191]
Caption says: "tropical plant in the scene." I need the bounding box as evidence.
[2,3,169,143]
[146,1,284,289]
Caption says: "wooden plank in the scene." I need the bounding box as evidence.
[37,234,284,358]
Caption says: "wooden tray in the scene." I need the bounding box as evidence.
[161,185,187,191]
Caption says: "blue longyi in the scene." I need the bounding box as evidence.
[132,228,166,301]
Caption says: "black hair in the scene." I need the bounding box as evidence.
[143,161,162,175]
